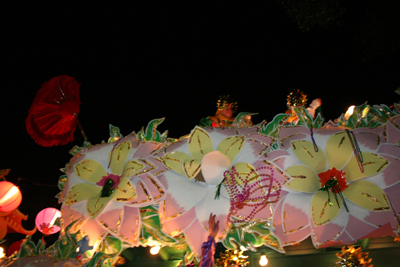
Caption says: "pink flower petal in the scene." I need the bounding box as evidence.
[117,206,141,245]
[386,121,400,144]
[377,143,400,158]
[96,206,123,233]
[312,221,346,248]
[272,195,311,247]
[360,222,394,239]
[343,214,379,241]
[160,201,197,236]
[184,218,209,259]
[80,218,107,246]
[384,183,400,216]
[278,126,309,150]
[132,141,163,158]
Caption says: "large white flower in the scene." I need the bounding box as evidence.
[157,126,287,257]
[61,134,165,247]
[268,125,400,249]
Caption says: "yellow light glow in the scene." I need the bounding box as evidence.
[259,255,268,266]
[0,247,4,258]
[239,245,247,251]
[150,246,160,255]
[344,105,355,120]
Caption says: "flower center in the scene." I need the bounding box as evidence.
[318,167,348,193]
[201,151,231,185]
[96,173,121,197]
[39,222,54,235]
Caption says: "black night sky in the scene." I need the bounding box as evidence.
[1,1,399,249]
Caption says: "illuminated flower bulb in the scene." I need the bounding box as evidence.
[150,246,160,255]
[35,208,61,235]
[344,105,355,120]
[259,255,268,266]
[0,181,22,212]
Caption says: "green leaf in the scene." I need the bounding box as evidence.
[259,113,290,137]
[138,118,167,142]
[108,124,123,143]
[105,235,122,254]
[58,174,68,190]
[69,141,92,156]
[233,112,258,127]
[84,251,116,267]
[140,206,177,245]
[222,222,283,252]
[293,107,313,128]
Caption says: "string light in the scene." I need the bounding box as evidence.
[344,105,355,120]
[150,246,160,255]
[259,254,268,266]
[0,247,5,258]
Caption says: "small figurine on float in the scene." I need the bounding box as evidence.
[285,89,322,124]
[199,95,254,128]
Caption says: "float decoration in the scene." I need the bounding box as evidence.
[0,209,37,240]
[139,205,179,246]
[35,208,62,235]
[216,249,249,267]
[158,125,288,258]
[335,245,373,267]
[0,171,36,240]
[15,90,400,265]
[337,102,399,129]
[199,95,257,128]
[223,222,283,253]
[108,124,123,143]
[138,118,169,142]
[25,75,86,147]
[270,124,399,250]
[0,181,22,213]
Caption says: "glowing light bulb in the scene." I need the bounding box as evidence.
[0,247,4,258]
[239,245,247,251]
[150,246,160,255]
[259,255,268,266]
[344,105,355,120]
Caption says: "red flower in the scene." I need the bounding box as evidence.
[318,167,348,193]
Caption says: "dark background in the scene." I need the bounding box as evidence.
[1,1,399,250]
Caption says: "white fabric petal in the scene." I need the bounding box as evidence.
[164,171,208,211]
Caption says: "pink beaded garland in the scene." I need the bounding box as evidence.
[224,165,282,223]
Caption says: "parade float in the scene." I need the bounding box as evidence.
[1,76,400,266]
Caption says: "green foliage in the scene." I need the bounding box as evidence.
[138,118,168,142]
[50,219,80,260]
[259,113,290,137]
[84,236,124,267]
[140,205,177,245]
[18,236,46,257]
[337,103,399,129]
[108,124,123,143]
[57,174,67,191]
[69,140,92,156]
[293,107,324,128]
[223,222,284,253]
[233,112,258,128]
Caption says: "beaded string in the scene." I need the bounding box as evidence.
[310,128,319,152]
[223,165,282,224]
[345,129,364,173]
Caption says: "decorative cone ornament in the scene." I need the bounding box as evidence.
[26,75,86,146]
